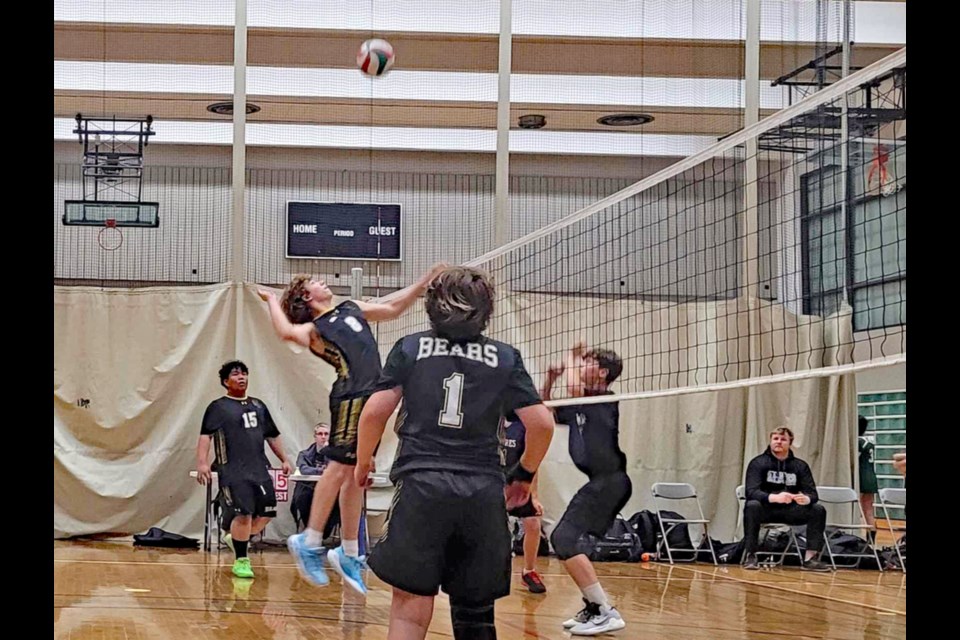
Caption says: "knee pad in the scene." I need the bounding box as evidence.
[550,521,583,560]
[450,601,496,640]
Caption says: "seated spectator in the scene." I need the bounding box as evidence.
[290,422,340,541]
[742,426,831,572]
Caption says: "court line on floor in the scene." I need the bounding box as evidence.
[667,564,906,616]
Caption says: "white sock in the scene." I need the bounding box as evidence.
[343,539,360,558]
[581,582,610,609]
[304,528,323,548]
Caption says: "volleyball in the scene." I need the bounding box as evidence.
[357,39,395,77]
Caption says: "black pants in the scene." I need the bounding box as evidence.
[743,500,826,555]
[550,472,633,560]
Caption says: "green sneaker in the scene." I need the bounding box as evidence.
[221,533,234,554]
[232,557,255,579]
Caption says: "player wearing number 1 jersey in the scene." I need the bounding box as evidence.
[354,267,556,640]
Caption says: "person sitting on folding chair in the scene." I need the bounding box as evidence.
[742,426,831,572]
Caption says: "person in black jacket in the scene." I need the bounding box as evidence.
[742,426,832,572]
[297,422,332,476]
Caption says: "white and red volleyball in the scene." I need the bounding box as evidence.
[357,39,395,77]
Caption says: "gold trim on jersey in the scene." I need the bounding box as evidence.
[378,478,403,544]
[214,430,228,466]
[348,397,363,427]
[333,396,366,444]
[311,342,350,381]
[393,403,408,435]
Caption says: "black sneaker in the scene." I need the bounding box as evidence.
[802,558,833,572]
[521,570,547,594]
[743,554,760,570]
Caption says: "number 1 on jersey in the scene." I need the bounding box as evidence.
[439,373,464,428]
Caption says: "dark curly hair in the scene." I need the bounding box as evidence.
[280,275,315,324]
[219,360,248,387]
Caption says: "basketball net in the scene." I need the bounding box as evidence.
[98,218,123,251]
[867,144,897,196]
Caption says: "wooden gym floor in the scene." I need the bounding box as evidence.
[54,540,905,639]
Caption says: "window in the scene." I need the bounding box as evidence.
[801,141,906,331]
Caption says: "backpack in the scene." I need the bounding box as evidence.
[626,509,694,556]
[586,517,643,562]
[627,510,659,552]
[823,528,873,568]
[133,527,199,549]
[698,537,745,564]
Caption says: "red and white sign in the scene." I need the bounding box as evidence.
[270,469,289,502]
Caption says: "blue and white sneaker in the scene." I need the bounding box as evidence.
[287,532,329,587]
[327,546,368,595]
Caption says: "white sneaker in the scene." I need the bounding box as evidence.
[563,599,598,629]
[570,605,625,636]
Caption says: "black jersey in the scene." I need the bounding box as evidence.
[376,332,542,480]
[201,396,280,483]
[311,300,383,401]
[555,394,626,478]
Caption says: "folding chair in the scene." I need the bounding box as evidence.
[735,484,804,567]
[877,487,906,572]
[651,483,717,565]
[817,486,883,571]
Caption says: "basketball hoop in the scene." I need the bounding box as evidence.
[98,219,123,251]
